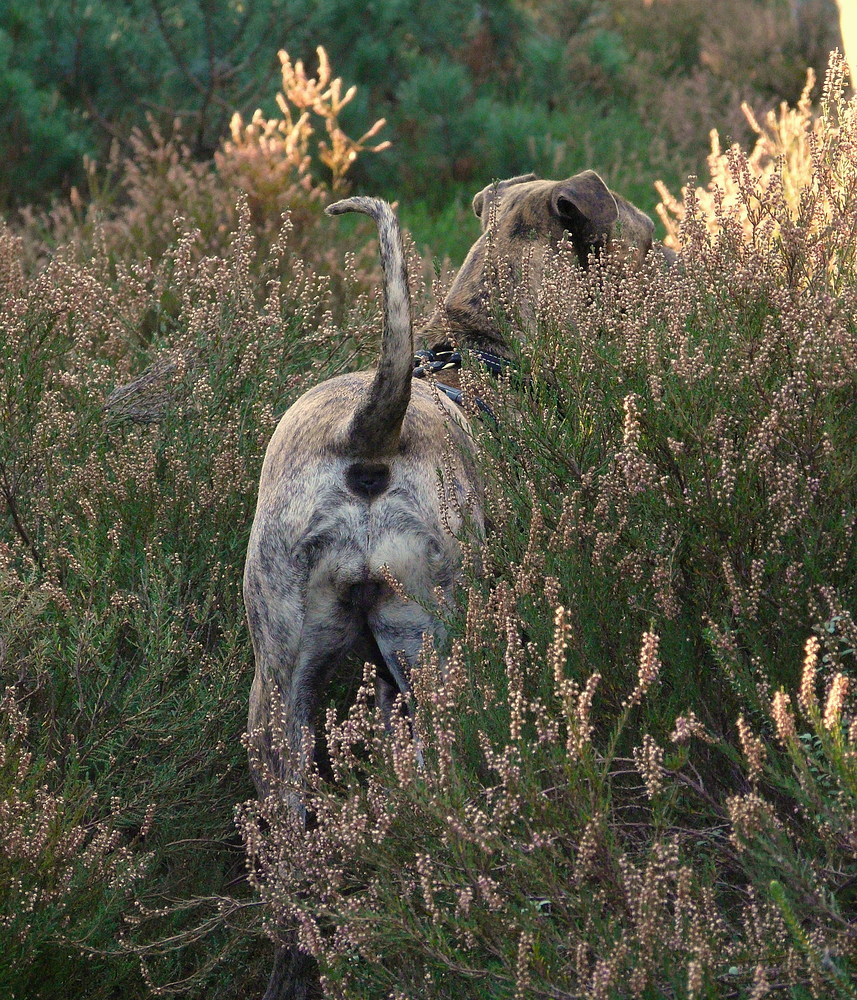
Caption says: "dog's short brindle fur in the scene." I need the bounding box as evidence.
[244,196,482,1000]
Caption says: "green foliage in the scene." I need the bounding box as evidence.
[0,195,381,994]
[0,8,92,205]
[0,0,528,209]
[241,57,857,999]
[1,0,840,234]
[587,28,630,78]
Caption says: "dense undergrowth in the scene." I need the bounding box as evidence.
[1,32,855,1000]
[240,53,857,1000]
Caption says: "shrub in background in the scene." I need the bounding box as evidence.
[3,0,843,229]
[550,0,842,167]
[657,55,856,294]
[217,47,390,216]
[0,0,303,205]
[21,47,388,273]
[0,6,91,206]
[0,0,525,210]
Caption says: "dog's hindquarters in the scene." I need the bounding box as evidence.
[245,454,464,795]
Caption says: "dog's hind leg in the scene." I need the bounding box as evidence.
[250,629,354,1000]
[263,945,322,1000]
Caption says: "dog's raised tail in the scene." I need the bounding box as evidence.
[326,197,412,458]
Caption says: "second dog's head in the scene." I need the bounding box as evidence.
[422,170,668,357]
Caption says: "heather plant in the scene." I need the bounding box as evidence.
[238,621,856,998]
[656,53,856,293]
[21,46,388,281]
[236,50,857,1000]
[217,47,390,229]
[0,185,384,993]
[0,684,151,998]
[552,0,842,169]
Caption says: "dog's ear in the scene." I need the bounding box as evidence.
[472,172,538,219]
[551,170,619,249]
[472,186,490,219]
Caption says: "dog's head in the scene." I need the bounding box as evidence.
[472,171,655,267]
[423,170,660,356]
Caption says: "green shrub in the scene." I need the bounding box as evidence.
[0,181,383,993]
[0,682,153,1000]
[0,0,309,205]
[0,12,92,205]
[0,0,844,219]
[0,0,528,209]
[240,52,857,1000]
[18,46,388,284]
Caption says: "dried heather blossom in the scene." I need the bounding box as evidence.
[623,392,643,449]
[749,962,771,999]
[569,672,600,757]
[771,690,797,743]
[589,939,629,1000]
[626,631,661,707]
[798,636,820,714]
[671,711,714,744]
[618,391,657,493]
[513,929,534,1000]
[737,716,767,784]
[687,958,704,999]
[823,673,849,731]
[573,813,603,884]
[722,557,743,619]
[415,853,441,924]
[548,605,571,689]
[633,734,666,798]
[727,792,780,849]
[544,574,560,609]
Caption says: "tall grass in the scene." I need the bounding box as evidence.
[243,52,857,999]
[1,45,855,1000]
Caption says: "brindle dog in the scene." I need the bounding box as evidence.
[243,174,663,998]
[243,197,482,1000]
